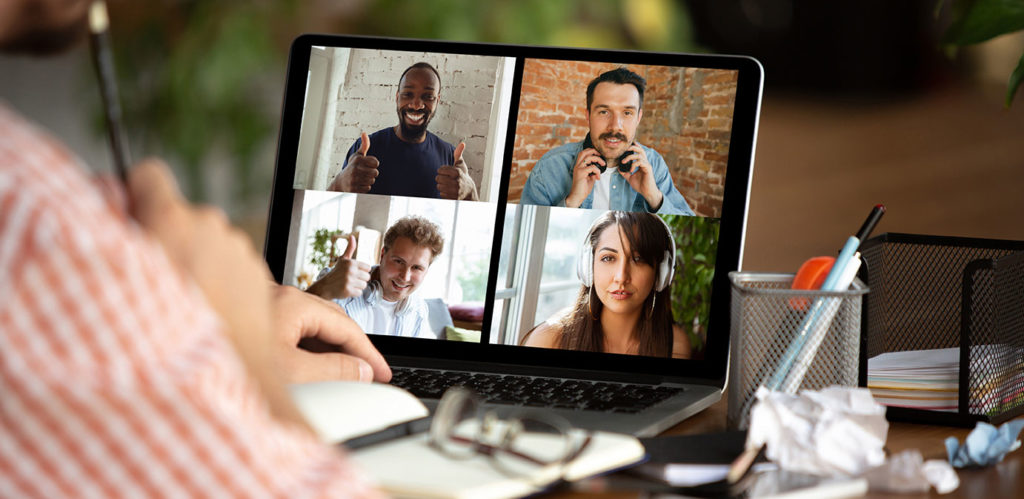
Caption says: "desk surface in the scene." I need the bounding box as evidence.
[555,394,1024,499]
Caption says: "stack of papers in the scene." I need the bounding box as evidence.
[868,346,1024,413]
[867,348,961,411]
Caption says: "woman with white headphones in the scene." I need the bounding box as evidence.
[522,211,691,358]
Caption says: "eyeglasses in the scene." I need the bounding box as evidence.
[427,386,593,484]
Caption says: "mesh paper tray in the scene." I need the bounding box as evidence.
[859,233,1024,426]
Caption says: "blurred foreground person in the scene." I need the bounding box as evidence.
[0,1,388,496]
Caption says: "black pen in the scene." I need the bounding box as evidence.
[88,0,132,182]
[854,204,886,243]
[341,416,433,450]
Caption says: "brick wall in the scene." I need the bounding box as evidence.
[510,59,737,217]
[325,49,502,190]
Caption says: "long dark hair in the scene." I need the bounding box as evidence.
[558,212,675,357]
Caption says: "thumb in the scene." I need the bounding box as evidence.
[358,132,370,156]
[291,351,374,383]
[452,141,465,165]
[129,158,183,224]
[341,234,357,259]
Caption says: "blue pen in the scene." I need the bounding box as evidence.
[766,205,886,391]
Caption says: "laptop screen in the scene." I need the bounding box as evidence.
[266,35,762,382]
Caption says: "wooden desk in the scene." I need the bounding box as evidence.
[555,395,1024,498]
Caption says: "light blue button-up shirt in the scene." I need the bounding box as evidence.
[334,283,432,339]
[520,141,695,216]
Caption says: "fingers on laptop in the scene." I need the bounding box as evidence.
[274,286,392,383]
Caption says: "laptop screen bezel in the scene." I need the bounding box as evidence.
[265,33,762,386]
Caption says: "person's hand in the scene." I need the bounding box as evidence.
[306,234,372,300]
[328,132,379,193]
[272,285,392,383]
[128,159,273,348]
[564,146,604,208]
[436,142,479,200]
[128,159,310,428]
[619,143,663,211]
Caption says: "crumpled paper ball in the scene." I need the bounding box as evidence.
[864,450,959,494]
[946,419,1024,468]
[746,386,888,476]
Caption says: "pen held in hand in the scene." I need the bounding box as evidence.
[88,0,132,182]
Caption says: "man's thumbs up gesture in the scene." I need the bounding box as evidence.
[306,234,372,301]
[436,141,479,200]
[328,132,379,193]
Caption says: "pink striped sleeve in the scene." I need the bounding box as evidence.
[0,104,383,498]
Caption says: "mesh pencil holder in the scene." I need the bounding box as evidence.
[859,233,1024,426]
[727,271,868,429]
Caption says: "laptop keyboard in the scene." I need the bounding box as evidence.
[390,367,684,413]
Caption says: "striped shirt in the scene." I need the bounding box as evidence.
[336,280,432,339]
[0,103,381,498]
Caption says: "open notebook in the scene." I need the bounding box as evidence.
[290,381,645,499]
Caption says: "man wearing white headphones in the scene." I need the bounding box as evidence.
[523,211,691,358]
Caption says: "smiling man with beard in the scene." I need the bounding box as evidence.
[521,67,693,215]
[328,62,478,201]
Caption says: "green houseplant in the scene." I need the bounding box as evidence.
[308,228,343,271]
[941,0,1024,107]
[666,215,719,357]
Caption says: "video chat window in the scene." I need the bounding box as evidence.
[285,191,496,342]
[293,47,515,202]
[509,59,738,218]
[493,205,720,360]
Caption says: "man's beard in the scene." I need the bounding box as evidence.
[397,107,433,140]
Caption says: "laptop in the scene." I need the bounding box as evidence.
[265,34,763,437]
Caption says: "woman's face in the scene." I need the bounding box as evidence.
[592,224,656,316]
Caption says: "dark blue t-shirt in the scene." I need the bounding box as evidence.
[343,127,455,198]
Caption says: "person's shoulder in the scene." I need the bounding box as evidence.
[671,324,693,359]
[640,142,666,162]
[425,131,455,152]
[529,142,580,180]
[336,295,360,308]
[346,128,391,155]
[522,319,564,348]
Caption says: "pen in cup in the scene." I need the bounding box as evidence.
[777,253,861,393]
[88,0,132,182]
[766,204,886,392]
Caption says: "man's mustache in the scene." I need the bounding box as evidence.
[598,132,628,142]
